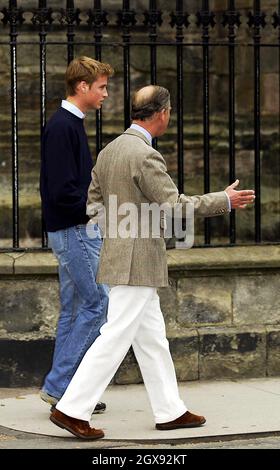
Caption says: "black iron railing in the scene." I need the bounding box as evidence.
[0,1,279,250]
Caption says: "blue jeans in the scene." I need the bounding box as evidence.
[43,224,109,399]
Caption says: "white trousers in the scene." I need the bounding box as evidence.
[56,286,187,423]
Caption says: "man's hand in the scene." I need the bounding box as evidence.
[225,179,255,209]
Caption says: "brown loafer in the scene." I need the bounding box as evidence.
[50,408,104,440]
[156,410,206,430]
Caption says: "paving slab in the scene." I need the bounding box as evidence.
[167,245,280,270]
[0,378,279,441]
[14,252,58,275]
[0,253,14,274]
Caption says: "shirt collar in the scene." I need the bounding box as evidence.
[61,100,85,119]
[130,123,152,145]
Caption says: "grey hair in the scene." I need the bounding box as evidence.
[131,86,170,121]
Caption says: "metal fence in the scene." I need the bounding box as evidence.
[0,1,279,250]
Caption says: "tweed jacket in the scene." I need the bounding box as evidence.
[87,128,229,287]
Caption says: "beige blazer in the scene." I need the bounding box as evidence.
[87,128,229,287]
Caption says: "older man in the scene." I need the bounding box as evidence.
[50,85,255,439]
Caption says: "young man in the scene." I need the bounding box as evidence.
[40,56,114,413]
[50,85,255,439]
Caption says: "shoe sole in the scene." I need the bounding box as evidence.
[92,408,106,414]
[40,394,58,406]
[50,415,104,440]
[50,405,106,415]
[42,392,105,414]
[156,419,206,431]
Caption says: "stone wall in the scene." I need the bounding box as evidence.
[0,246,279,386]
[0,0,279,246]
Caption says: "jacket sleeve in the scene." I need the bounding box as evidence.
[86,165,105,230]
[138,151,229,217]
[43,123,86,215]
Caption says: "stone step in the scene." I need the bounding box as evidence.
[1,247,279,387]
[0,326,279,387]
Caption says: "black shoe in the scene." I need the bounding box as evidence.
[50,401,106,415]
[93,401,106,414]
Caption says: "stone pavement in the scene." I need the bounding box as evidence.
[0,377,280,448]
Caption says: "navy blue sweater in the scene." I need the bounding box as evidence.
[40,107,93,232]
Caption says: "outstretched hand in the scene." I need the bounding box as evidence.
[225,179,255,209]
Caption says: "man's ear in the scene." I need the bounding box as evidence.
[160,109,166,121]
[77,81,89,94]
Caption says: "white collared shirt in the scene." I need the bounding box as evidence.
[61,100,85,119]
[130,123,152,145]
